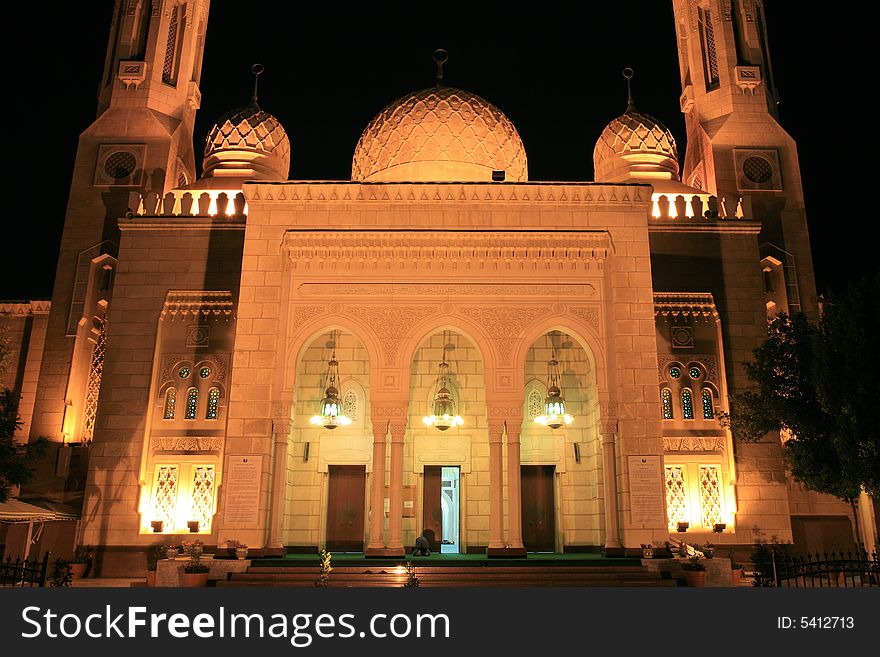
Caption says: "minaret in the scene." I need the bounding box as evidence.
[671,0,817,316]
[28,1,210,497]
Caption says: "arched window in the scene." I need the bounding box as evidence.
[661,388,673,420]
[342,389,358,423]
[702,388,714,420]
[164,388,177,420]
[185,387,198,420]
[528,388,544,420]
[681,388,694,420]
[206,387,220,420]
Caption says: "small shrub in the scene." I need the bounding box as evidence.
[403,561,420,588]
[314,549,332,587]
[49,559,72,587]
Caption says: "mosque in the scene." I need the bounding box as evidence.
[1,0,875,575]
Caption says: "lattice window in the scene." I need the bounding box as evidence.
[164,387,177,420]
[185,387,198,420]
[661,388,673,420]
[699,466,723,527]
[206,387,220,420]
[528,388,544,420]
[702,7,720,89]
[702,388,715,419]
[81,316,107,444]
[152,465,179,528]
[189,466,216,530]
[681,388,694,420]
[342,388,358,423]
[665,466,689,530]
[162,3,183,84]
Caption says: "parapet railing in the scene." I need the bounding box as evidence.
[127,190,247,218]
[651,191,752,220]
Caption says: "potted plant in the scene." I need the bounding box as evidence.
[728,549,743,586]
[146,545,165,587]
[234,542,249,560]
[181,541,209,587]
[166,544,179,560]
[640,543,654,559]
[702,541,714,558]
[682,555,707,587]
[70,545,93,579]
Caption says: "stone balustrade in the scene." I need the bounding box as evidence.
[128,189,247,218]
[651,191,752,221]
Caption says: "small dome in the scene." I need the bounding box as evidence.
[593,107,678,182]
[202,102,290,181]
[352,85,527,182]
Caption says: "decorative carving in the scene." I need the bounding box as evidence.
[662,437,725,452]
[599,420,619,435]
[488,406,522,418]
[461,305,551,364]
[671,325,694,349]
[347,306,436,365]
[658,355,718,385]
[290,305,325,330]
[186,324,211,347]
[159,353,229,392]
[161,291,234,319]
[569,306,600,332]
[372,406,408,418]
[150,437,224,453]
[299,283,596,298]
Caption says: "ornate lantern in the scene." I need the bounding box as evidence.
[309,336,351,430]
[534,356,574,430]
[423,333,464,431]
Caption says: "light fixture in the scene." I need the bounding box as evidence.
[151,520,164,533]
[309,333,352,430]
[677,521,690,533]
[423,332,463,431]
[713,523,727,533]
[187,520,200,533]
[534,354,573,429]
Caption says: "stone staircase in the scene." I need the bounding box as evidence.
[216,561,677,588]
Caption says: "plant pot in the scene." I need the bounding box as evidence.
[182,572,209,587]
[235,547,249,560]
[166,548,178,560]
[70,562,88,579]
[683,570,707,587]
[641,548,654,559]
[146,570,157,587]
[731,568,743,586]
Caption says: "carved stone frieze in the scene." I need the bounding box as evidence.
[158,353,230,392]
[161,290,234,319]
[298,283,596,298]
[568,306,600,332]
[347,305,436,365]
[657,354,718,384]
[290,305,325,330]
[663,437,725,452]
[150,437,224,453]
[460,305,551,364]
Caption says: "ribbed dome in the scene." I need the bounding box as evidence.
[202,102,290,181]
[352,86,527,182]
[593,108,678,182]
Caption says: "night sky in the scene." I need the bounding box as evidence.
[2,2,870,300]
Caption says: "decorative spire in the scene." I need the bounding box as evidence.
[433,48,448,86]
[251,63,264,106]
[623,67,635,112]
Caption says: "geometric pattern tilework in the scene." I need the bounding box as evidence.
[665,465,689,530]
[204,104,291,173]
[152,466,179,528]
[190,466,216,530]
[342,388,358,423]
[699,466,723,528]
[81,316,107,444]
[528,388,544,420]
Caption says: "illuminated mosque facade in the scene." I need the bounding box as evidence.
[2,0,875,574]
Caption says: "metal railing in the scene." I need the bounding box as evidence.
[769,549,879,588]
[0,552,50,587]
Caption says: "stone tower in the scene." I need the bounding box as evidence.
[29,0,210,498]
[671,0,817,317]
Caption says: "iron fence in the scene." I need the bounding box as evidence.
[0,552,50,587]
[770,549,879,588]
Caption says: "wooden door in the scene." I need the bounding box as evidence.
[326,465,366,552]
[521,465,556,552]
[422,466,443,551]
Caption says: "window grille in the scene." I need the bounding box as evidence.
[152,466,179,528]
[661,388,673,419]
[164,387,177,420]
[702,388,714,419]
[342,388,358,423]
[189,466,215,529]
[699,466,723,527]
[681,388,694,420]
[206,387,220,420]
[81,316,107,443]
[185,387,198,420]
[528,388,544,420]
[665,466,689,530]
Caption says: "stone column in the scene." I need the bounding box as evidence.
[487,419,505,555]
[601,421,622,552]
[387,419,406,556]
[265,418,290,556]
[365,422,388,555]
[505,421,526,556]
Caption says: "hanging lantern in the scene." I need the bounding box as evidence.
[423,334,464,431]
[534,357,574,429]
[309,339,351,430]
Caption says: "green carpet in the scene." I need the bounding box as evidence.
[252,552,641,567]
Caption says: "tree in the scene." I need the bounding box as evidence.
[723,274,880,537]
[0,388,47,503]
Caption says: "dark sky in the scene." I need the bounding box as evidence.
[2,2,870,300]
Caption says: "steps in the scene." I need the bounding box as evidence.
[217,563,677,588]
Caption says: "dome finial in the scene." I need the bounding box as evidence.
[433,49,448,86]
[623,67,635,112]
[251,63,264,105]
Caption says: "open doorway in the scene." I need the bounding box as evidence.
[423,466,460,554]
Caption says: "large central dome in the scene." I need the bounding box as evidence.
[352,86,528,182]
